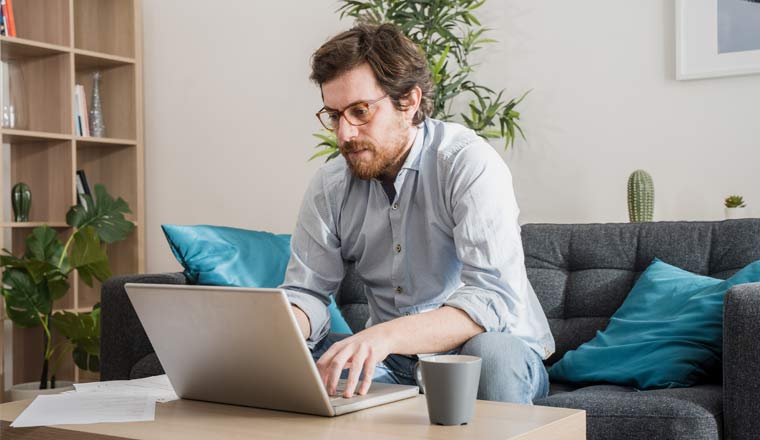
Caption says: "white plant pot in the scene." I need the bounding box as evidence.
[8,381,74,402]
[725,207,748,220]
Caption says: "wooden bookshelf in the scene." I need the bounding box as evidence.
[0,0,144,401]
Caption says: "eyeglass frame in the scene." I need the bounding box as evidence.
[315,94,390,131]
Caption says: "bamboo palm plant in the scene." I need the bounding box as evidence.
[310,0,528,162]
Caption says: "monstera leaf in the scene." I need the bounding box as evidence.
[70,226,112,287]
[0,268,52,328]
[67,184,134,244]
[51,306,101,372]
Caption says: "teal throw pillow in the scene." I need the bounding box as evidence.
[161,224,352,335]
[549,258,760,389]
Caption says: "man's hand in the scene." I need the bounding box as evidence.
[316,325,392,398]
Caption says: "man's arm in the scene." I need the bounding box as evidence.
[317,306,483,398]
[279,169,344,348]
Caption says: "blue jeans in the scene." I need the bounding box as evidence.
[310,332,549,404]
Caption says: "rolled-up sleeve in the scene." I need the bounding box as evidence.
[442,140,528,333]
[279,169,344,349]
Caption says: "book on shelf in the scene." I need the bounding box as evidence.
[0,0,16,37]
[74,84,91,137]
[76,169,91,210]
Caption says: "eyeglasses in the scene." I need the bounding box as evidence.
[315,94,389,131]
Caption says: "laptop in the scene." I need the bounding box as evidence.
[124,283,419,416]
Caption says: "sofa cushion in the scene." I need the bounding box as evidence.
[161,224,352,334]
[130,353,164,380]
[535,384,723,440]
[549,258,760,389]
[522,220,760,365]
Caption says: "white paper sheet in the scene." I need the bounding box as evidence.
[73,374,179,403]
[10,393,156,427]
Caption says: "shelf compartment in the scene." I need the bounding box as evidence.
[76,143,137,208]
[7,0,71,47]
[77,227,138,308]
[13,325,75,385]
[5,140,74,224]
[75,63,135,140]
[74,0,135,58]
[3,52,72,134]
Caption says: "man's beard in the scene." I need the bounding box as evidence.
[339,122,410,181]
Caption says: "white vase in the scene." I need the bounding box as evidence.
[8,381,74,402]
[725,207,748,220]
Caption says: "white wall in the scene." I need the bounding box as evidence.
[143,1,760,273]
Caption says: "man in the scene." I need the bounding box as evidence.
[280,23,554,404]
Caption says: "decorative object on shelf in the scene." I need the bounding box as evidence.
[0,184,134,394]
[1,62,27,129]
[11,181,31,222]
[724,195,748,219]
[676,0,760,80]
[627,170,655,222]
[89,71,106,138]
[309,0,530,162]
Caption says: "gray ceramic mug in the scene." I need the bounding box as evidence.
[414,354,482,425]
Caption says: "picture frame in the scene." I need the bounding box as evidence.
[676,0,760,80]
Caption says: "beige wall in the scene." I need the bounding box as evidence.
[143,1,760,273]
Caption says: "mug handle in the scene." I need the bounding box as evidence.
[414,361,425,393]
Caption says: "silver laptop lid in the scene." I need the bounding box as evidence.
[125,283,335,416]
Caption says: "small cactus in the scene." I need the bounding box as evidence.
[628,170,654,222]
[724,195,746,208]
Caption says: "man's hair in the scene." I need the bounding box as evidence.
[310,23,433,125]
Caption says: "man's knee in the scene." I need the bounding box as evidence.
[460,332,527,364]
[459,332,543,404]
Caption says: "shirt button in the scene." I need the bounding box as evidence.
[395,286,404,294]
[395,244,402,253]
[392,202,399,210]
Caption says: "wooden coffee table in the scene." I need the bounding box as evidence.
[0,396,585,439]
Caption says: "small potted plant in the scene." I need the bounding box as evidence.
[724,195,748,220]
[0,184,134,400]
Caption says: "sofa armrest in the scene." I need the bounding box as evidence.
[723,282,760,440]
[100,272,187,380]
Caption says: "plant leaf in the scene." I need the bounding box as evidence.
[51,307,100,372]
[0,269,50,327]
[67,184,135,244]
[70,226,112,287]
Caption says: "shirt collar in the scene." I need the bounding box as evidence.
[400,121,427,172]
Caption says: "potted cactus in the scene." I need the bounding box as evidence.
[724,195,747,220]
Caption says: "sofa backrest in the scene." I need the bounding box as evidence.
[336,219,760,364]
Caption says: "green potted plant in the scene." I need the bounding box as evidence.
[0,184,134,400]
[724,195,747,220]
[310,0,529,162]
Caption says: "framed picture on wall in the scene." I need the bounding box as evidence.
[676,0,760,80]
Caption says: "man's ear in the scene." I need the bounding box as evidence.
[400,85,422,124]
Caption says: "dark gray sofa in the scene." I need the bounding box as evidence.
[101,219,760,440]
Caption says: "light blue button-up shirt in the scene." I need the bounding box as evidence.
[281,118,555,359]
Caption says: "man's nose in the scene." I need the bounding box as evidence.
[336,116,358,145]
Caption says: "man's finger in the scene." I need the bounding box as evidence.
[342,346,368,398]
[324,346,353,395]
[358,356,377,395]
